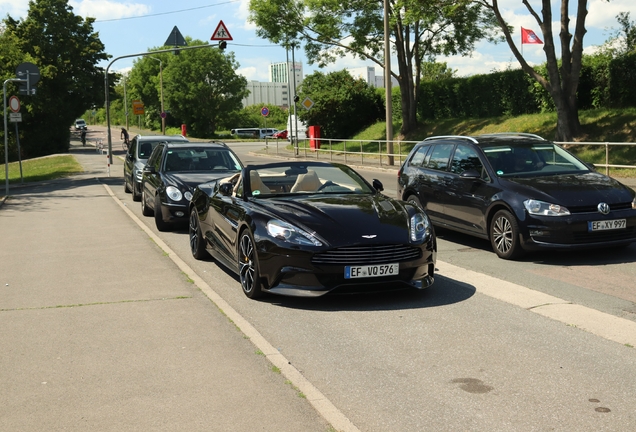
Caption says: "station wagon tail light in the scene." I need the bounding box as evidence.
[410,212,431,242]
[267,219,323,246]
[524,199,571,216]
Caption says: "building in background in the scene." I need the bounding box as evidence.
[346,66,399,88]
[242,61,304,108]
[242,81,289,108]
[269,61,304,85]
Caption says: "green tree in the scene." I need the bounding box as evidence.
[2,0,109,158]
[126,38,247,137]
[421,59,457,82]
[296,70,384,138]
[249,0,500,136]
[477,0,594,141]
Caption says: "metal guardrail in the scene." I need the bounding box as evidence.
[555,141,636,176]
[265,137,636,173]
[265,137,419,168]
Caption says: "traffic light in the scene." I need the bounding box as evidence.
[218,41,227,51]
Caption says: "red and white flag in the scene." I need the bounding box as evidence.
[521,27,543,44]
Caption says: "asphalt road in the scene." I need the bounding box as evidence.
[227,140,636,325]
[32,127,636,431]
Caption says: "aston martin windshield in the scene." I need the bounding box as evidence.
[246,163,374,197]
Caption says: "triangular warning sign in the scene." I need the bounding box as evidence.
[164,26,187,47]
[211,20,233,41]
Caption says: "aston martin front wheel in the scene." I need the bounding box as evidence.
[189,209,208,260]
[238,230,262,299]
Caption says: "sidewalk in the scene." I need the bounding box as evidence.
[0,141,331,431]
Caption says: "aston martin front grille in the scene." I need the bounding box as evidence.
[312,244,421,265]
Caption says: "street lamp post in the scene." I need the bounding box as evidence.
[149,57,165,135]
[104,43,224,165]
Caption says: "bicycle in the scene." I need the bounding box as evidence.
[122,138,130,152]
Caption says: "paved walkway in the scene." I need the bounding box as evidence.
[0,140,333,431]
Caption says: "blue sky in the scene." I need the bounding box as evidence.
[2,0,636,80]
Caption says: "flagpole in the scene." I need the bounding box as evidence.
[521,26,523,57]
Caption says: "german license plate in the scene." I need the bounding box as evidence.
[345,263,399,279]
[588,219,626,231]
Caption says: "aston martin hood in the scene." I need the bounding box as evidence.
[256,193,416,245]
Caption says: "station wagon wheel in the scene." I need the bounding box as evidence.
[154,195,171,232]
[238,230,262,299]
[407,195,423,210]
[141,189,153,216]
[189,209,208,260]
[490,209,523,260]
[132,183,141,202]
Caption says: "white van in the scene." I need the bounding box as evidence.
[287,115,307,141]
[231,128,278,139]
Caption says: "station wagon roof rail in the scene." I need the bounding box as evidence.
[423,135,479,144]
[477,132,547,140]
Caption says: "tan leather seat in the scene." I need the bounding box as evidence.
[290,170,322,192]
[249,171,271,195]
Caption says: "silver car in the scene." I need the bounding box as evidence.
[124,134,189,201]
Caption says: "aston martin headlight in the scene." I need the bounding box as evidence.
[524,199,570,216]
[166,186,183,201]
[266,219,322,246]
[410,212,431,242]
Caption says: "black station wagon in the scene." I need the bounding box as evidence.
[397,133,636,259]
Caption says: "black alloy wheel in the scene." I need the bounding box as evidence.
[189,209,208,259]
[238,230,262,299]
[490,209,523,260]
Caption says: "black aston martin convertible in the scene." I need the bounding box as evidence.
[188,161,437,299]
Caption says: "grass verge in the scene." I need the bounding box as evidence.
[0,155,83,185]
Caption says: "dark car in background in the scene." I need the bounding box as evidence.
[141,142,243,231]
[397,133,636,259]
[124,134,189,201]
[189,161,436,299]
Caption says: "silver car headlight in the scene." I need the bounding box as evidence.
[267,219,322,246]
[166,186,183,202]
[524,199,571,216]
[410,212,431,242]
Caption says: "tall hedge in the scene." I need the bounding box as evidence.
[417,53,636,121]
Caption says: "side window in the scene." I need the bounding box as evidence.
[408,144,431,167]
[450,144,485,177]
[129,138,137,158]
[147,145,163,170]
[426,143,454,171]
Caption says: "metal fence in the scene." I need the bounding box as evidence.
[555,141,636,175]
[264,137,636,173]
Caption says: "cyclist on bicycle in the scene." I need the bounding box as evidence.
[80,128,87,146]
[121,127,130,147]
